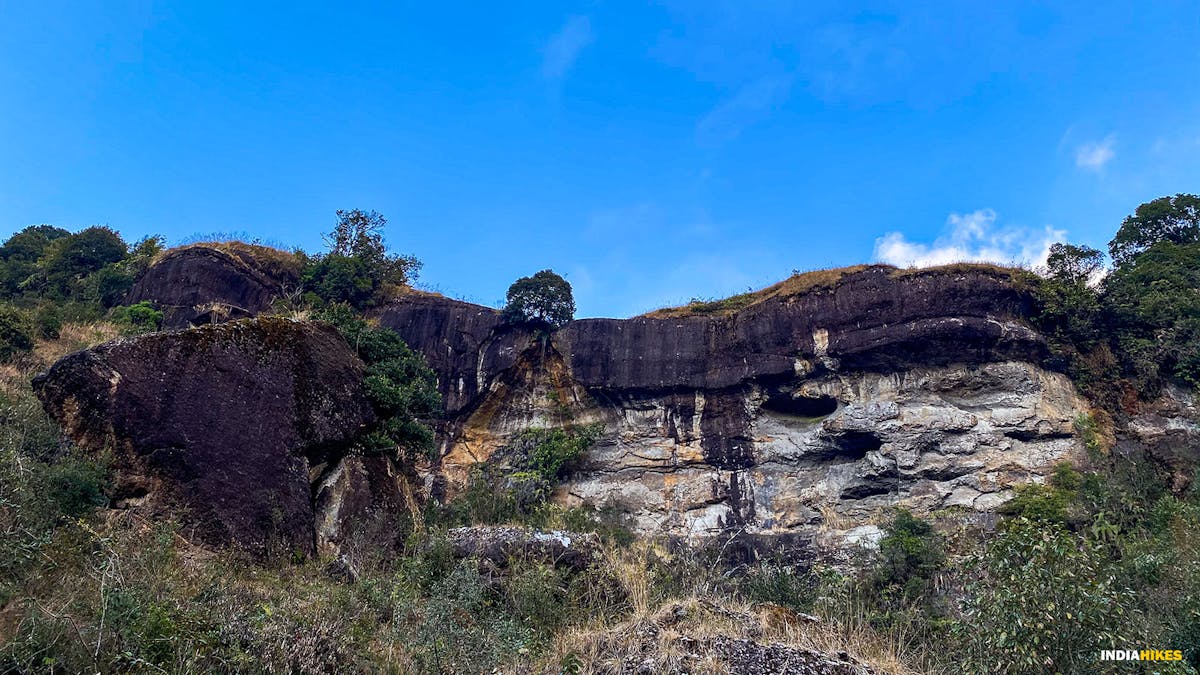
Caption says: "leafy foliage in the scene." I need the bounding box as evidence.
[1103,240,1200,388]
[110,301,164,335]
[0,304,34,362]
[316,304,441,461]
[502,269,575,329]
[436,425,605,525]
[0,225,70,297]
[954,518,1139,674]
[1109,193,1200,266]
[1030,193,1200,396]
[304,209,421,308]
[869,509,945,604]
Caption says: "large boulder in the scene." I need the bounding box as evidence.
[127,244,302,329]
[33,318,375,558]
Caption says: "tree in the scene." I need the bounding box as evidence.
[1108,194,1200,267]
[39,227,128,298]
[1034,243,1105,352]
[0,225,70,298]
[305,209,422,308]
[1103,240,1200,388]
[1045,243,1104,285]
[502,270,575,329]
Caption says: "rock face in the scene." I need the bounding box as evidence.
[1122,385,1200,492]
[34,318,376,558]
[127,245,301,329]
[374,265,1091,546]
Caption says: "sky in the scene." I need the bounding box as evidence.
[2,2,1199,318]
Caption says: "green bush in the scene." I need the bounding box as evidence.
[316,305,440,461]
[737,559,816,611]
[0,304,34,361]
[868,509,946,607]
[303,209,421,308]
[110,301,164,334]
[955,518,1140,674]
[40,226,129,299]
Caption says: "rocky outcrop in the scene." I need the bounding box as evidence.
[374,265,1090,547]
[1121,386,1200,492]
[43,259,1110,558]
[565,361,1086,551]
[446,525,599,569]
[127,244,301,329]
[33,318,375,558]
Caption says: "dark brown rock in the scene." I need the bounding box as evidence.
[127,244,301,329]
[33,318,374,558]
[554,266,1042,391]
[313,454,410,560]
[376,266,1043,409]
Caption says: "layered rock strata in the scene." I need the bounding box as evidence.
[373,266,1091,546]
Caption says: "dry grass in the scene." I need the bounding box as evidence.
[379,283,445,302]
[887,261,1021,279]
[0,321,122,397]
[642,260,1026,319]
[32,321,122,367]
[534,540,934,674]
[642,265,882,318]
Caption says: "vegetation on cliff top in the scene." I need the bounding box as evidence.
[1028,192,1200,400]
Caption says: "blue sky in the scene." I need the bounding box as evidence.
[2,2,1199,317]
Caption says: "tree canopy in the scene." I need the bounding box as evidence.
[502,269,575,329]
[304,209,421,308]
[1108,193,1200,266]
[1045,242,1104,286]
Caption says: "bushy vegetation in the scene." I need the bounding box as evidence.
[1029,192,1200,400]
[302,209,421,309]
[439,424,606,527]
[314,304,441,463]
[0,225,163,361]
[2,193,1199,672]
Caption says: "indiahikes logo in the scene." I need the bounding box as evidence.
[1100,649,1183,662]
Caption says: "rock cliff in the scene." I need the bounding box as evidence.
[371,265,1090,548]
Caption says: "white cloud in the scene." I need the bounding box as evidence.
[1075,136,1115,170]
[873,209,1064,269]
[542,16,593,80]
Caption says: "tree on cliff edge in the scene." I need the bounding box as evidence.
[502,270,575,329]
[305,209,422,308]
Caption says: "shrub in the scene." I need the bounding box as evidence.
[304,209,421,308]
[40,226,129,299]
[110,301,164,334]
[869,509,945,602]
[0,304,34,361]
[955,518,1140,674]
[316,305,440,461]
